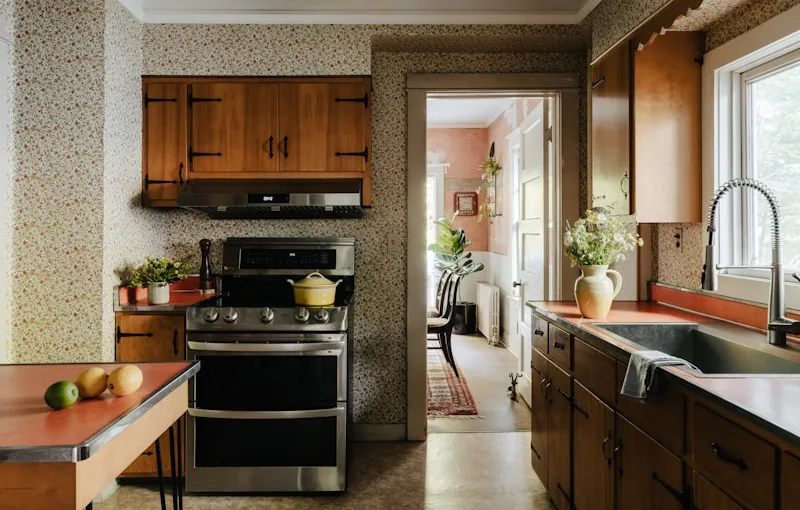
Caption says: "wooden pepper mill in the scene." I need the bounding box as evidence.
[199,238,214,292]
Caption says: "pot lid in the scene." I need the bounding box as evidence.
[293,272,338,287]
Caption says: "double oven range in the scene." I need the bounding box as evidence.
[185,238,354,493]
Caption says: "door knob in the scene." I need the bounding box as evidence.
[513,281,522,288]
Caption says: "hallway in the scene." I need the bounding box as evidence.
[98,433,553,509]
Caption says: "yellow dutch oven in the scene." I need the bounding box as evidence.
[286,272,342,306]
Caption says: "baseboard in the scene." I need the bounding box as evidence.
[354,424,407,441]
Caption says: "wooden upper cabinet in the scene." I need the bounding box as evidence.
[615,416,683,510]
[142,82,187,207]
[591,43,631,215]
[633,31,704,223]
[188,82,279,174]
[278,81,371,173]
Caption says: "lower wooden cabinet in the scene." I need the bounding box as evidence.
[573,382,614,510]
[548,362,573,510]
[615,416,683,510]
[693,472,746,510]
[115,313,185,478]
[783,451,800,510]
[530,348,549,488]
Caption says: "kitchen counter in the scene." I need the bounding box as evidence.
[114,289,214,313]
[0,361,198,509]
[527,300,800,451]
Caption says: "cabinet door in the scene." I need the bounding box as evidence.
[573,382,614,510]
[616,416,683,510]
[591,43,631,214]
[783,451,800,510]
[142,82,186,207]
[548,362,572,510]
[693,472,747,510]
[189,82,279,174]
[115,314,184,477]
[278,81,370,173]
[530,348,549,488]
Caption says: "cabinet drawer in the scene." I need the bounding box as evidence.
[691,403,776,510]
[783,451,800,510]
[573,338,615,404]
[615,360,684,455]
[548,325,572,371]
[693,472,747,510]
[532,314,548,354]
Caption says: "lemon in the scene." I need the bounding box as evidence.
[108,365,143,397]
[44,381,80,410]
[74,367,108,398]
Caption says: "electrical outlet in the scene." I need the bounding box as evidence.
[673,227,684,252]
[386,233,402,254]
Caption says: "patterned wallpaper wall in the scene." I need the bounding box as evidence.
[141,25,584,423]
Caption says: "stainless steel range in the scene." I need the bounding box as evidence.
[185,237,354,493]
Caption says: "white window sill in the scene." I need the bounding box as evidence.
[717,273,800,315]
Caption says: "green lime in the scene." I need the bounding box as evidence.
[44,381,80,410]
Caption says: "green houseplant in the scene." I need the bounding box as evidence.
[564,208,643,319]
[477,144,502,223]
[115,263,146,305]
[136,257,189,305]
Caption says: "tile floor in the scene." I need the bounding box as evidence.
[97,432,553,509]
[428,334,532,434]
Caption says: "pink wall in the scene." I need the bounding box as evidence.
[427,128,489,252]
[486,98,543,255]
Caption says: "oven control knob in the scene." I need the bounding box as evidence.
[222,308,239,323]
[294,307,310,323]
[260,307,275,323]
[314,309,330,323]
[203,308,219,323]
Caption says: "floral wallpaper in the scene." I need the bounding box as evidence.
[705,0,800,50]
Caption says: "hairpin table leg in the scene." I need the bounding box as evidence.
[177,420,183,510]
[155,437,167,510]
[169,426,179,510]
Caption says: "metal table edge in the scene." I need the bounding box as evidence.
[0,361,200,464]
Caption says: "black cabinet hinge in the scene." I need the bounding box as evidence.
[189,147,223,162]
[144,93,177,107]
[335,93,369,108]
[335,147,369,162]
[144,163,184,189]
[116,326,153,343]
[188,91,222,106]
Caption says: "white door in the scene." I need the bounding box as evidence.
[514,100,551,406]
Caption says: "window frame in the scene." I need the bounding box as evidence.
[704,4,800,309]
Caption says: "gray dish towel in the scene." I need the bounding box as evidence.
[621,350,699,400]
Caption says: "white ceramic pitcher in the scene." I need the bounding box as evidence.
[574,265,622,319]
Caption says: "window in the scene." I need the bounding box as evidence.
[426,165,446,305]
[741,50,800,272]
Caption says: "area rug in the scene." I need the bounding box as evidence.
[427,347,479,418]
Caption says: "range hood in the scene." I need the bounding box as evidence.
[177,179,364,219]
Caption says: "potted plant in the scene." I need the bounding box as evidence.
[564,208,643,319]
[477,142,502,223]
[136,257,189,305]
[115,264,146,305]
[428,213,485,335]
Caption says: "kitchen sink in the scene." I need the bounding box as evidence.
[594,323,800,376]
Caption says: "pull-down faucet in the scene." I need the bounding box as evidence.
[702,178,800,346]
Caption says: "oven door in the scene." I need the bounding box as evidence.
[186,405,346,492]
[187,333,347,410]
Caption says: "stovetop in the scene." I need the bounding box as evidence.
[186,295,349,333]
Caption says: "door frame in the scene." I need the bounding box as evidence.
[406,73,581,440]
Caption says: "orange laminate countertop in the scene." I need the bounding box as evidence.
[0,361,198,462]
[114,290,215,313]
[527,300,800,450]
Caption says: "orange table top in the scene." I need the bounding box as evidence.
[0,362,198,462]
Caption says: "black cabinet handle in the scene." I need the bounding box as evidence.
[263,136,274,159]
[335,147,369,162]
[141,451,154,456]
[620,173,629,200]
[280,136,289,158]
[591,77,606,89]
[116,326,153,343]
[556,387,572,403]
[614,441,624,476]
[172,330,179,356]
[531,443,541,460]
[553,341,566,350]
[711,442,748,471]
[178,162,185,185]
[601,433,612,466]
[651,471,685,503]
[556,483,572,505]
[534,329,545,336]
[573,401,589,419]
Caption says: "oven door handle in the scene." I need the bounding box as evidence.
[188,407,346,420]
[187,340,345,354]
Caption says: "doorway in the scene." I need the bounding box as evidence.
[407,74,581,440]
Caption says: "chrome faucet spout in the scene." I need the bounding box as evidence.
[702,178,795,346]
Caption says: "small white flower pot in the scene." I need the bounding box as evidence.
[147,282,170,305]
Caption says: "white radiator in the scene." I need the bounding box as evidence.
[476,281,500,346]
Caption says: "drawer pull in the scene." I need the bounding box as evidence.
[573,401,589,419]
[614,441,624,476]
[534,329,545,336]
[556,387,573,403]
[531,443,541,460]
[651,471,684,502]
[141,451,154,456]
[172,330,179,356]
[601,433,611,466]
[556,483,572,504]
[553,341,566,350]
[591,77,605,89]
[711,442,748,471]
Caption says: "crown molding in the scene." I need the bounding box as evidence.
[119,0,145,20]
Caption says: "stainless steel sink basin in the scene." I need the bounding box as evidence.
[594,323,800,376]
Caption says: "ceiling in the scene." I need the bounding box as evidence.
[124,0,602,24]
[427,97,516,129]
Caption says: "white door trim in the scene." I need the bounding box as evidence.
[406,74,580,441]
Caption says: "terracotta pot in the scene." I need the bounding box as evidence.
[118,286,147,305]
[574,265,622,319]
